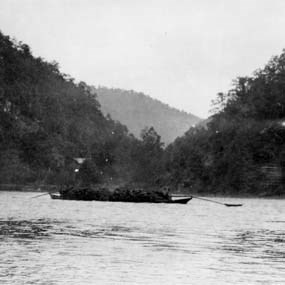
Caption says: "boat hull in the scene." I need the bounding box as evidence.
[49,193,192,204]
[49,193,62,200]
[167,197,192,204]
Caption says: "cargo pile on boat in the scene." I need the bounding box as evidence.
[57,185,170,203]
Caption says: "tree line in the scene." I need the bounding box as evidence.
[163,51,285,196]
[1,30,284,196]
[0,31,163,188]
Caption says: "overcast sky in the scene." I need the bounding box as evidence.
[1,0,285,117]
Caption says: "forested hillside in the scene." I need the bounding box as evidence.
[93,87,201,144]
[0,32,164,187]
[1,30,285,196]
[164,51,285,196]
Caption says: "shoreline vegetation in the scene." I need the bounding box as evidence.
[0,31,284,198]
[0,184,284,200]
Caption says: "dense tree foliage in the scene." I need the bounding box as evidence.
[0,32,164,187]
[130,127,164,184]
[164,51,285,196]
[1,30,284,196]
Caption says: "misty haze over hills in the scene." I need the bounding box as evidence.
[92,87,201,144]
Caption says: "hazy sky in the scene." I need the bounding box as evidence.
[1,0,285,117]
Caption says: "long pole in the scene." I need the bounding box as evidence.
[31,192,50,199]
[190,194,243,207]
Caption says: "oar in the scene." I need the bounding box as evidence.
[31,192,50,199]
[190,195,243,207]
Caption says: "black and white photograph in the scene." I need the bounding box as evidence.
[0,0,285,284]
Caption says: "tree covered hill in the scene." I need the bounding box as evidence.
[2,29,285,197]
[0,31,165,186]
[163,51,285,196]
[92,86,201,144]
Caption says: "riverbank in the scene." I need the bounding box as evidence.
[0,184,57,192]
[1,183,284,199]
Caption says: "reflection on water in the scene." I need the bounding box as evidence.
[0,219,54,239]
[221,229,285,262]
[0,219,194,254]
[0,192,285,284]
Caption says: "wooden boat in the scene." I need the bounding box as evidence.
[168,196,192,204]
[169,196,192,204]
[49,192,192,204]
[49,193,62,200]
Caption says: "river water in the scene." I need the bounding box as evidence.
[0,191,284,284]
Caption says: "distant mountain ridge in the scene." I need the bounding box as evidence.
[92,86,201,144]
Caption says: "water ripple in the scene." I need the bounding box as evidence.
[0,192,285,284]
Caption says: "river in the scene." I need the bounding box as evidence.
[0,191,284,284]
